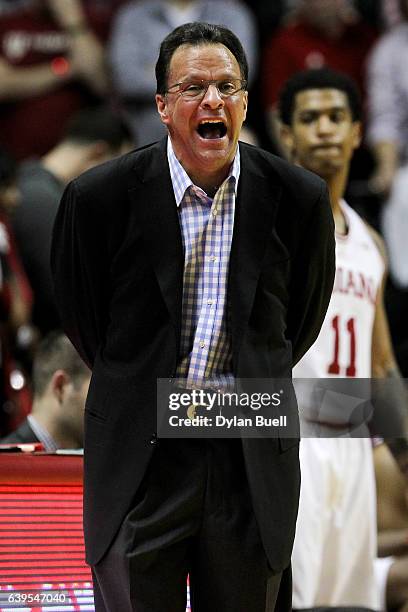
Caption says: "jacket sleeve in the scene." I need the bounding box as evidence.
[287,182,335,365]
[51,179,109,369]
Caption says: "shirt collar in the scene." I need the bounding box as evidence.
[27,414,58,452]
[167,137,240,207]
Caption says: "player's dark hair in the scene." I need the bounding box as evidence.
[32,332,89,397]
[64,106,132,150]
[278,68,362,125]
[155,21,248,95]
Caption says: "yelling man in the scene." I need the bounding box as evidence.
[51,23,335,611]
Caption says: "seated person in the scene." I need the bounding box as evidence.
[0,332,90,450]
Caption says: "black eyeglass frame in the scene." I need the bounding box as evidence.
[164,78,248,98]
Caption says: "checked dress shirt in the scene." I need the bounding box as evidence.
[167,138,240,391]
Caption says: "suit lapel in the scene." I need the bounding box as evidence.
[229,145,282,364]
[127,140,282,369]
[128,139,184,342]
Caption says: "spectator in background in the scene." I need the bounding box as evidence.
[286,0,386,28]
[109,0,257,146]
[367,0,408,376]
[0,147,34,435]
[0,332,90,449]
[263,0,377,150]
[367,0,408,211]
[11,106,132,337]
[0,0,111,160]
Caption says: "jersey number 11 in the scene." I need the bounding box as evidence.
[327,315,357,377]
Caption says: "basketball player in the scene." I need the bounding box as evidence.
[278,68,406,608]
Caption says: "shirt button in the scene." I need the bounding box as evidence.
[149,433,157,445]
[199,341,205,349]
[212,209,218,217]
[207,299,214,306]
[210,255,217,262]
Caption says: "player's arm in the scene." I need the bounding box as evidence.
[370,226,400,379]
[374,443,408,557]
[369,225,408,477]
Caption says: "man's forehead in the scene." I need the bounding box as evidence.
[168,43,240,78]
[294,88,351,112]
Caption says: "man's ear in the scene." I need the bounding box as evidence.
[242,91,248,122]
[279,123,295,161]
[50,370,70,404]
[156,94,169,126]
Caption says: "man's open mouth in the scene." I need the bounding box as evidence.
[197,119,227,139]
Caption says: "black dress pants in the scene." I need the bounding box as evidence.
[91,439,289,611]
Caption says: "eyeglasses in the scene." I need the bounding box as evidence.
[165,78,247,99]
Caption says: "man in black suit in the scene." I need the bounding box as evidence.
[51,22,335,612]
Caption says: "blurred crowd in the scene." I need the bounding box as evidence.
[0,0,408,607]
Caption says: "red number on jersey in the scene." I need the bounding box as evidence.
[327,315,357,377]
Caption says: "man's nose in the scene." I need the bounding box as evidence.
[316,115,334,135]
[201,84,225,109]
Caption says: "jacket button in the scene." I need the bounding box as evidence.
[149,433,157,445]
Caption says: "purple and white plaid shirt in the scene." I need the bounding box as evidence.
[167,138,240,390]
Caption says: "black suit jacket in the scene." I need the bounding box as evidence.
[51,138,335,569]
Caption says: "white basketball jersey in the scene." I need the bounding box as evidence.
[294,200,384,379]
[292,201,385,608]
